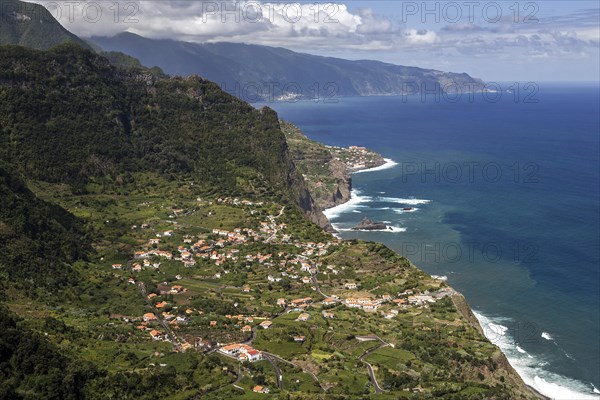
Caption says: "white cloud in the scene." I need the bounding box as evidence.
[27,0,600,69]
[404,29,438,45]
[32,0,407,50]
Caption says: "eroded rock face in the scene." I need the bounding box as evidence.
[352,217,388,231]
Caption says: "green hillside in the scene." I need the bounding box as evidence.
[0,38,536,400]
[0,0,90,50]
[0,44,302,198]
[0,164,89,294]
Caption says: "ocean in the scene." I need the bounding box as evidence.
[267,84,600,399]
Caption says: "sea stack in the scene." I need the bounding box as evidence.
[352,217,388,231]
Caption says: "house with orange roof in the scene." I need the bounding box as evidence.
[241,349,262,362]
[252,385,270,394]
[143,313,157,322]
[322,298,336,306]
[220,343,242,355]
[296,313,310,322]
[170,285,184,294]
[149,330,162,340]
[259,321,272,329]
[291,297,312,307]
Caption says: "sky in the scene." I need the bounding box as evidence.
[30,0,600,82]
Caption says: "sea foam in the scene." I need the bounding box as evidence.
[352,158,398,174]
[542,332,554,341]
[393,207,419,214]
[324,190,372,220]
[474,311,599,400]
[377,197,432,205]
[336,226,407,233]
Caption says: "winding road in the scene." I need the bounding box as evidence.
[358,339,389,394]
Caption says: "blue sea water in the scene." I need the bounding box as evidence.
[268,84,600,399]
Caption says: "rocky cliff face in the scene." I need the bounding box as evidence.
[451,293,542,399]
[282,148,333,231]
[327,158,352,208]
[281,121,386,212]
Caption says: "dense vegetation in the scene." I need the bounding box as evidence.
[0,165,89,294]
[0,44,303,200]
[0,305,93,399]
[0,1,90,50]
[99,51,168,79]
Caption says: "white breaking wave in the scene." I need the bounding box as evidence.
[515,345,534,359]
[393,207,419,214]
[542,332,554,341]
[336,226,407,233]
[473,311,600,400]
[323,190,372,220]
[377,197,432,205]
[352,158,398,174]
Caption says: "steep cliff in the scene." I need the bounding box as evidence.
[282,121,385,210]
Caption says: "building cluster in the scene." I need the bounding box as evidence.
[219,343,263,362]
[327,145,383,171]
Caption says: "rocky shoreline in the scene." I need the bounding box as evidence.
[352,217,388,231]
[281,120,386,211]
[286,124,547,399]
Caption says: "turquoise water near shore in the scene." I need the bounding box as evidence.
[268,85,600,399]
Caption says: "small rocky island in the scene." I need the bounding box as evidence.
[352,217,389,231]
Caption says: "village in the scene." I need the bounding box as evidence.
[328,145,387,172]
[104,195,457,394]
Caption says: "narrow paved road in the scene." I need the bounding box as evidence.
[359,342,389,394]
[311,273,331,299]
[138,281,183,351]
[263,353,284,389]
[262,351,325,392]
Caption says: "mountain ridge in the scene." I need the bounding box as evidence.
[90,32,484,101]
[0,44,329,230]
[0,0,91,50]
